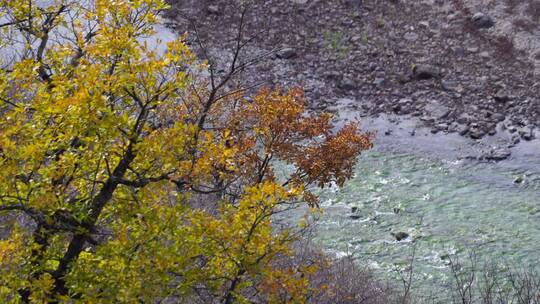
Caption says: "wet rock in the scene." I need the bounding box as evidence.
[412,64,440,80]
[456,114,472,124]
[514,176,525,184]
[435,123,448,132]
[519,127,535,141]
[484,148,511,161]
[472,12,494,29]
[420,116,435,124]
[469,124,486,139]
[511,134,521,145]
[276,47,297,59]
[391,232,409,241]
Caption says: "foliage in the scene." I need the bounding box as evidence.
[0,0,372,302]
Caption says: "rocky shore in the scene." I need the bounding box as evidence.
[164,0,540,161]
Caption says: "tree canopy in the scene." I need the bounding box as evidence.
[0,0,372,302]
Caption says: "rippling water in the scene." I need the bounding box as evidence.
[300,149,540,295]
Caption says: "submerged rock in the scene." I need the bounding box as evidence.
[513,176,525,184]
[391,232,409,241]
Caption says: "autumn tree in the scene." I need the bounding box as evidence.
[0,0,372,302]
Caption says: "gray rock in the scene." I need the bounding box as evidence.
[207,5,220,15]
[435,123,448,131]
[456,114,472,124]
[338,77,356,90]
[441,79,462,92]
[453,46,466,57]
[494,90,511,103]
[485,148,511,161]
[492,113,505,122]
[472,12,494,28]
[373,77,386,88]
[457,125,469,136]
[404,32,419,41]
[519,127,535,141]
[479,51,491,59]
[413,64,440,80]
[276,47,297,59]
[507,125,518,133]
[469,124,486,139]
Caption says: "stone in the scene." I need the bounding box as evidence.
[453,46,466,57]
[207,5,220,15]
[441,79,462,92]
[472,12,494,29]
[519,127,535,141]
[485,148,511,161]
[338,77,356,91]
[276,47,297,59]
[479,51,491,59]
[391,232,409,241]
[373,77,386,88]
[404,32,419,41]
[457,125,469,136]
[494,90,511,103]
[492,113,505,122]
[413,64,440,80]
[456,114,472,124]
[435,123,448,131]
[469,124,486,139]
[513,176,525,184]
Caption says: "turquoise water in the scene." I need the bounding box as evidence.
[306,150,540,295]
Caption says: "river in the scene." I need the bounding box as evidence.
[286,99,540,300]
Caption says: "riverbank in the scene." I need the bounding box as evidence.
[165,0,540,154]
